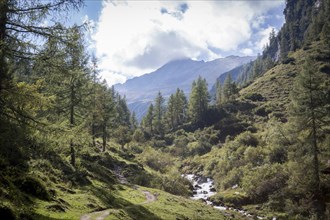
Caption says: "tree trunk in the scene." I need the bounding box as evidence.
[0,1,8,93]
[70,139,75,166]
[309,76,324,219]
[92,115,96,147]
[70,83,75,166]
[102,122,106,152]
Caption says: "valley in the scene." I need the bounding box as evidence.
[0,0,329,220]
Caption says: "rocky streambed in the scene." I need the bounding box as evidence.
[184,174,273,220]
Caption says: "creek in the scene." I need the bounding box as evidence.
[184,174,272,220]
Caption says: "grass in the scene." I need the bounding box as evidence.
[32,182,229,220]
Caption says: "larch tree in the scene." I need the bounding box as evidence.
[0,0,82,95]
[290,56,329,218]
[188,76,209,125]
[153,91,166,137]
[215,80,222,108]
[142,104,154,135]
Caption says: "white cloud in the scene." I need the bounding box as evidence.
[92,0,284,85]
[255,26,277,52]
[240,48,254,56]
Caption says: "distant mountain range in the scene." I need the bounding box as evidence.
[114,55,255,120]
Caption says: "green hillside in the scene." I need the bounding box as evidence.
[1,0,329,220]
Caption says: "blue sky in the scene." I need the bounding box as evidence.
[76,0,285,85]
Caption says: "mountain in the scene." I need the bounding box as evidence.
[115,56,255,120]
[209,61,254,97]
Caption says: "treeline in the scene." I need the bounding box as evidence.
[0,0,134,168]
[139,74,238,138]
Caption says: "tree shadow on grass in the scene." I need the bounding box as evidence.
[89,185,161,220]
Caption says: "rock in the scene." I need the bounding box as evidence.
[192,190,197,195]
[197,176,207,184]
[194,184,202,189]
[210,187,216,192]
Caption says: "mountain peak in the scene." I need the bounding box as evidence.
[115,56,255,120]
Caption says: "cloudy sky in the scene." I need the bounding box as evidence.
[81,0,285,85]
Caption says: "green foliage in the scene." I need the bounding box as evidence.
[153,91,166,137]
[188,76,209,125]
[243,93,265,102]
[14,176,50,201]
[242,164,288,203]
[138,147,174,173]
[132,128,146,143]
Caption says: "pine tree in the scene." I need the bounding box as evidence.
[175,88,188,125]
[290,57,329,218]
[153,91,166,137]
[215,80,222,108]
[130,112,138,131]
[166,94,176,130]
[0,0,82,94]
[223,74,237,102]
[188,76,209,125]
[96,81,115,152]
[143,104,154,135]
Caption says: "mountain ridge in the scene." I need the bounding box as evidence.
[115,55,255,120]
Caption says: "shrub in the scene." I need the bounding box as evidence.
[138,147,173,173]
[236,131,259,147]
[244,93,265,101]
[241,164,288,203]
[15,176,50,200]
[132,129,145,143]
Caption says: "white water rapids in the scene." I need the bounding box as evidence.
[184,174,274,220]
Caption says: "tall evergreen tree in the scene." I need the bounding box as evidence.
[96,81,115,152]
[290,57,329,218]
[153,91,166,137]
[175,88,188,125]
[142,104,154,135]
[130,111,138,131]
[222,74,237,102]
[188,76,209,125]
[215,80,222,108]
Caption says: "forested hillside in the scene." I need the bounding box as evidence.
[0,0,329,220]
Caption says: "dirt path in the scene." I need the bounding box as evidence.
[80,189,157,220]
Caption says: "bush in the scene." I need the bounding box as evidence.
[132,129,145,143]
[158,171,191,197]
[210,192,250,207]
[187,139,212,156]
[138,147,174,173]
[244,93,265,101]
[15,176,50,200]
[237,131,259,147]
[221,167,243,190]
[242,164,288,203]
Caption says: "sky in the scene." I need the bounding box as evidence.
[77,0,285,86]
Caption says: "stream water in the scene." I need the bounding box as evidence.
[184,174,273,220]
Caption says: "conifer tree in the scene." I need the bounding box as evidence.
[188,76,209,125]
[222,74,237,102]
[290,57,329,218]
[130,112,138,131]
[142,104,154,135]
[153,91,166,137]
[215,80,222,108]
